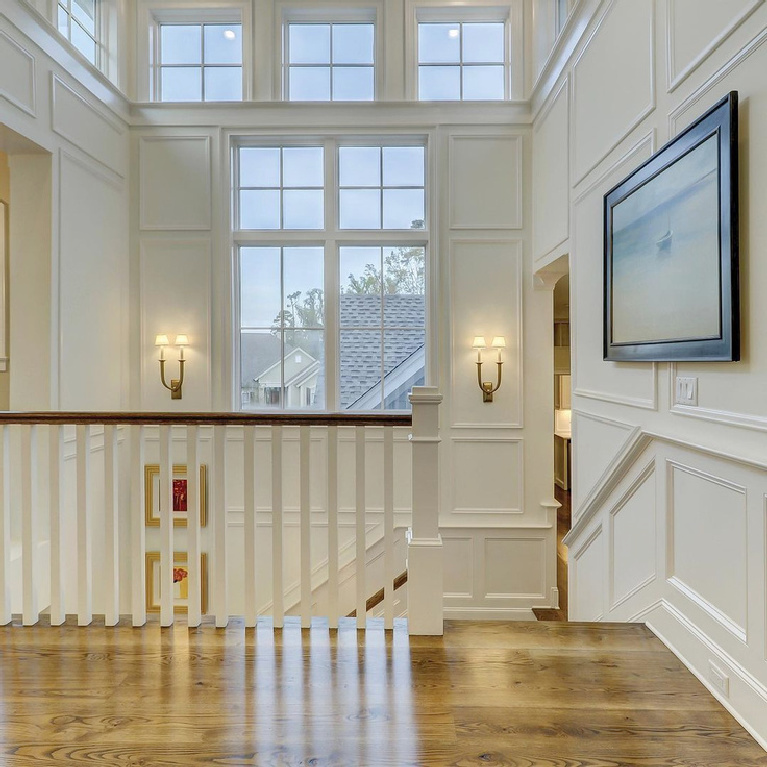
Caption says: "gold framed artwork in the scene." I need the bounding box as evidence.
[145,551,208,614]
[144,464,208,527]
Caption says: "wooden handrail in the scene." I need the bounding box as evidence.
[347,571,408,618]
[0,411,412,427]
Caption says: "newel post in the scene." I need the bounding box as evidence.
[407,386,443,636]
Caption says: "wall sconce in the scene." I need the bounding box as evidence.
[473,335,506,403]
[155,334,188,400]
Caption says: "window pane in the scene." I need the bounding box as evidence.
[384,328,425,409]
[289,67,331,101]
[283,147,324,187]
[204,24,242,64]
[338,147,380,187]
[383,246,426,307]
[204,67,242,101]
[383,189,425,229]
[463,65,505,100]
[285,330,325,409]
[161,67,202,102]
[161,25,201,65]
[58,5,68,36]
[418,65,460,100]
[418,23,460,63]
[332,67,374,101]
[340,247,382,326]
[340,189,381,229]
[284,247,325,327]
[462,22,504,63]
[383,147,425,187]
[340,330,382,410]
[332,24,374,64]
[241,247,281,327]
[289,24,330,64]
[283,190,324,229]
[240,190,280,229]
[71,21,96,64]
[240,147,280,188]
[72,0,95,36]
[241,330,284,409]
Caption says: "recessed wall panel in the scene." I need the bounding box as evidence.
[139,136,212,230]
[449,135,522,229]
[0,31,35,116]
[573,526,604,620]
[485,538,545,597]
[451,440,522,514]
[443,536,473,597]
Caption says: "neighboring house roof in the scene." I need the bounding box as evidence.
[241,294,425,408]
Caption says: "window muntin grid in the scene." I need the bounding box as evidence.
[57,0,100,66]
[286,22,375,101]
[417,21,506,101]
[159,22,243,102]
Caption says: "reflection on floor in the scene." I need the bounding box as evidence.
[534,486,572,622]
[2,617,765,766]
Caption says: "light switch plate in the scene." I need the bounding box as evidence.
[675,376,698,406]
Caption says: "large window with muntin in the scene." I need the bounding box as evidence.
[234,139,428,411]
[57,0,101,66]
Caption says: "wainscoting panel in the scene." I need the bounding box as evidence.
[0,30,35,116]
[139,136,212,231]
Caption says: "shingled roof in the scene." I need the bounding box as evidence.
[241,293,425,409]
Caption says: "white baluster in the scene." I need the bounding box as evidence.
[76,424,92,626]
[21,424,38,626]
[49,425,64,626]
[327,424,338,629]
[300,425,311,629]
[103,425,119,626]
[186,425,202,627]
[407,387,444,636]
[383,426,394,630]
[131,425,146,626]
[271,425,283,628]
[0,426,9,625]
[355,426,366,629]
[159,425,173,627]
[213,425,228,628]
[243,425,257,628]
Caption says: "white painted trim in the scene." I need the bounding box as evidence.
[570,0,656,187]
[0,30,37,117]
[665,0,764,93]
[442,606,536,620]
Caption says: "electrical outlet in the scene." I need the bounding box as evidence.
[675,376,698,406]
[708,660,730,698]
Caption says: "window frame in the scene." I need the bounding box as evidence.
[137,1,252,103]
[232,134,432,413]
[404,0,523,101]
[276,2,384,102]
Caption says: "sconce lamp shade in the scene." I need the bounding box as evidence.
[491,336,506,349]
[472,336,487,349]
[175,334,189,346]
[155,334,169,347]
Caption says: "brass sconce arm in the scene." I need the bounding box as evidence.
[476,360,503,403]
[159,358,185,399]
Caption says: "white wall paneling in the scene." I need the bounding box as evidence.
[450,438,523,516]
[51,75,127,178]
[666,0,765,92]
[532,76,569,261]
[484,536,546,598]
[138,135,212,230]
[448,134,523,230]
[0,30,36,117]
[571,522,605,621]
[140,238,212,410]
[571,0,655,185]
[449,239,523,429]
[667,460,748,643]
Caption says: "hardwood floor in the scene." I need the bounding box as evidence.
[1,617,765,765]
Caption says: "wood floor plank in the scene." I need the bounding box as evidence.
[0,620,763,766]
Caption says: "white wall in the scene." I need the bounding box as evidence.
[533,0,767,748]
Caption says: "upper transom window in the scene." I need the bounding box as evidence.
[286,23,375,101]
[417,21,506,100]
[57,0,100,66]
[159,22,243,102]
